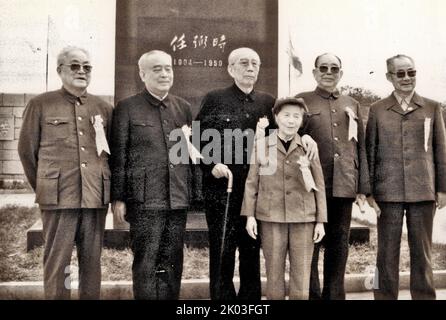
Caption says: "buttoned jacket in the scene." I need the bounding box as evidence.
[366,92,446,202]
[196,84,275,205]
[18,88,113,209]
[297,87,370,198]
[110,90,193,209]
[241,132,327,223]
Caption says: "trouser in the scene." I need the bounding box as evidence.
[261,221,314,300]
[310,197,353,300]
[128,208,187,300]
[41,208,107,300]
[374,201,436,300]
[205,197,261,300]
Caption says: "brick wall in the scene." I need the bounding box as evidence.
[0,93,114,186]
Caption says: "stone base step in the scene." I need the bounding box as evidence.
[26,212,369,251]
[4,271,446,300]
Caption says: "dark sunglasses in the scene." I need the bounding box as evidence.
[60,63,93,73]
[318,65,340,74]
[389,70,416,78]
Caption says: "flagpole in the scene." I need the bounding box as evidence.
[45,15,50,92]
[288,26,291,95]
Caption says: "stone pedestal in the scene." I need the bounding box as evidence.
[115,0,279,115]
[26,212,369,251]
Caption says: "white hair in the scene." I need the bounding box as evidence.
[227,47,260,66]
[386,54,415,72]
[56,46,90,66]
[138,50,171,71]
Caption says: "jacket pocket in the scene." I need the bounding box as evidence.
[102,167,111,205]
[308,110,321,116]
[211,113,242,130]
[306,110,322,129]
[44,117,70,140]
[130,120,155,139]
[131,120,155,127]
[36,167,60,205]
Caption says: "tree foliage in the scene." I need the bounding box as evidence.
[340,86,381,106]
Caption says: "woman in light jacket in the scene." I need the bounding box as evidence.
[241,97,327,300]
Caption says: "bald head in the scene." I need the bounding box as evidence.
[314,53,342,69]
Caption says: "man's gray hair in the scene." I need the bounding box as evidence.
[138,50,171,71]
[227,47,260,66]
[314,53,342,69]
[56,46,90,66]
[386,54,415,72]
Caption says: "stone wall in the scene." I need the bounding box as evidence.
[0,93,114,187]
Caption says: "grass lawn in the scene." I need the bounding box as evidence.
[1,205,446,281]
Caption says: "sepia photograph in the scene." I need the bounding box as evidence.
[1,0,446,311]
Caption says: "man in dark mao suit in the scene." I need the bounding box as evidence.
[196,47,317,300]
[196,48,274,300]
[110,50,193,300]
[18,46,113,299]
[366,54,446,300]
[296,53,371,300]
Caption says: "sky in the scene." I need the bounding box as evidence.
[1,0,446,102]
[0,0,115,95]
[278,0,446,101]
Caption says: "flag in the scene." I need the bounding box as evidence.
[287,34,302,76]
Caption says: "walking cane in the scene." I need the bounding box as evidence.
[216,169,233,299]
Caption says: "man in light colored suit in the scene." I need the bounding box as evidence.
[366,54,446,300]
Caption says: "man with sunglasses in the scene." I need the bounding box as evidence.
[366,54,446,300]
[18,46,113,299]
[296,53,370,300]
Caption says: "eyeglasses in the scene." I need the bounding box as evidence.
[59,63,93,73]
[389,70,416,78]
[318,65,341,74]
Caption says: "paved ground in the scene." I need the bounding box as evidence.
[2,193,446,301]
[2,280,445,300]
[347,288,446,300]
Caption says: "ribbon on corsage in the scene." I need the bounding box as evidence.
[297,155,318,192]
[91,115,110,156]
[255,117,273,175]
[345,106,358,142]
[255,116,269,140]
[424,117,431,152]
[181,125,204,164]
